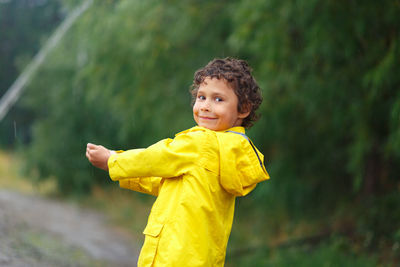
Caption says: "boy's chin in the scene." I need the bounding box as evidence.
[196,124,230,132]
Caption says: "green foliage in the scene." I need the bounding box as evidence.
[21,0,238,193]
[357,193,400,253]
[0,0,62,94]
[227,238,379,267]
[0,0,63,147]
[230,0,400,215]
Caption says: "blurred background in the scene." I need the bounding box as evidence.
[1,0,399,266]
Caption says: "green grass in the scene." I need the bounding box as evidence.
[0,150,57,195]
[226,236,382,267]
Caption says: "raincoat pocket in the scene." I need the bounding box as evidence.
[139,223,164,266]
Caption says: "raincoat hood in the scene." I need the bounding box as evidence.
[215,126,270,196]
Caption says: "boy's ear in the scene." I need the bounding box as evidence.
[238,110,251,119]
[238,104,251,119]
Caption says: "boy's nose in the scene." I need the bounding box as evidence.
[200,101,211,111]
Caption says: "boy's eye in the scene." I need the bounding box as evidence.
[215,97,223,102]
[198,95,206,100]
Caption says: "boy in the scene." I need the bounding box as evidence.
[86,58,269,266]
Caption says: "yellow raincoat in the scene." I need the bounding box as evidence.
[108,126,269,267]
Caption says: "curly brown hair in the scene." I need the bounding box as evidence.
[191,57,262,128]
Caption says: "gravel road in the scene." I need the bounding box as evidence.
[0,190,140,267]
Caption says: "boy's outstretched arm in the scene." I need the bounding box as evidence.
[86,143,115,171]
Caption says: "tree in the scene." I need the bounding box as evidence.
[0,0,63,146]
[228,0,400,258]
[21,0,237,193]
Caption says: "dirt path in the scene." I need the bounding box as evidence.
[0,189,140,267]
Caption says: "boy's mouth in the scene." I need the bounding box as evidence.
[199,116,217,120]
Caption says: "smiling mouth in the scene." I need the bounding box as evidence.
[199,116,217,120]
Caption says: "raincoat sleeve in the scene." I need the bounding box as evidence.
[118,177,162,196]
[107,131,199,182]
[107,151,163,196]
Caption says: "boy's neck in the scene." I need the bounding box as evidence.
[195,125,245,133]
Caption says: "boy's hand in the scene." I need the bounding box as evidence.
[86,143,115,171]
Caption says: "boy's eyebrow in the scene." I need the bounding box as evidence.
[197,89,227,97]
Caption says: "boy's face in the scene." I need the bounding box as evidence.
[193,77,249,131]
